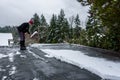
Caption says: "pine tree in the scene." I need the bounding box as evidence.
[77,0,120,51]
[57,9,69,42]
[47,14,58,43]
[69,16,75,40]
[74,14,81,39]
[40,14,48,27]
[30,13,41,33]
[39,14,48,43]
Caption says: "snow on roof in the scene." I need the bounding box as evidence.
[31,44,120,80]
[0,33,13,46]
[41,49,120,80]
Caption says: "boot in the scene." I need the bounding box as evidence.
[20,41,26,50]
[20,47,26,50]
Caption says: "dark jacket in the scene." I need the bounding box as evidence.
[17,22,30,34]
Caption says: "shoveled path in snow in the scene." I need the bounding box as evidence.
[31,43,120,80]
[0,46,101,80]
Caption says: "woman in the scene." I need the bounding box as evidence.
[17,19,34,50]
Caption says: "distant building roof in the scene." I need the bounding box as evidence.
[0,33,13,46]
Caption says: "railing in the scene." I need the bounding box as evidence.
[8,39,14,46]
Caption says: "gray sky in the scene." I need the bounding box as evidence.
[0,0,89,27]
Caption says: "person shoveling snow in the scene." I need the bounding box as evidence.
[17,19,34,50]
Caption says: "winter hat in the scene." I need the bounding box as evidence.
[29,19,34,24]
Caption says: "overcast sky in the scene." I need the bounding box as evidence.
[0,0,89,27]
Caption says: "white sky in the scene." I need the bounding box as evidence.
[0,0,89,27]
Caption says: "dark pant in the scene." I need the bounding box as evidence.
[18,31,26,50]
[19,32,25,41]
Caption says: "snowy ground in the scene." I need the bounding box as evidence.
[31,44,120,80]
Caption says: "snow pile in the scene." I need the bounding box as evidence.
[9,66,16,75]
[40,49,120,80]
[8,52,15,62]
[0,51,21,62]
[0,33,13,46]
[30,43,56,47]
[0,54,8,58]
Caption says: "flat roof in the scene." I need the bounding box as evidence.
[0,33,13,46]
